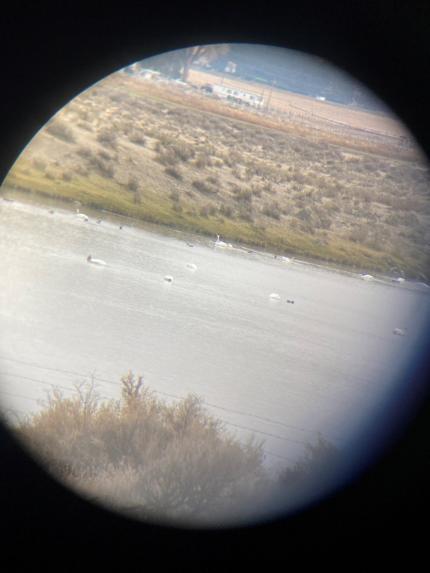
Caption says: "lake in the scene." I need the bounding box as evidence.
[1,195,429,468]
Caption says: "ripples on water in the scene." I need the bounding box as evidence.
[1,198,429,465]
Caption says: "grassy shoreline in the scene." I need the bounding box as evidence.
[1,179,422,280]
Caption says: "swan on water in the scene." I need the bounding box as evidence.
[186,242,194,247]
[215,234,232,248]
[281,256,293,263]
[393,328,406,336]
[392,277,405,283]
[360,274,374,281]
[164,275,173,282]
[186,263,197,271]
[87,255,106,266]
[76,209,89,222]
[269,293,281,300]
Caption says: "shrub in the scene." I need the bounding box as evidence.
[349,225,368,243]
[32,158,47,171]
[262,201,281,220]
[14,372,270,526]
[89,155,115,178]
[277,434,340,503]
[194,154,211,169]
[129,133,146,146]
[192,179,217,195]
[235,189,253,203]
[46,120,76,143]
[169,190,180,202]
[219,204,234,218]
[76,146,93,159]
[165,167,183,181]
[127,176,139,193]
[97,129,118,149]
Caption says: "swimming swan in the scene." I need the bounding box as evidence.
[76,209,89,222]
[215,234,232,248]
[269,293,281,300]
[392,277,405,283]
[164,275,173,282]
[360,274,374,281]
[186,263,197,271]
[393,327,406,336]
[87,255,106,266]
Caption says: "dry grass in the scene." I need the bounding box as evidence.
[3,70,430,278]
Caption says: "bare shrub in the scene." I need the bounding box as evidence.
[16,372,267,524]
[88,155,115,178]
[165,167,183,181]
[237,204,254,222]
[169,190,180,202]
[194,153,212,169]
[277,434,340,503]
[192,179,217,195]
[349,225,369,243]
[32,158,47,171]
[171,142,195,162]
[98,149,113,161]
[155,150,179,167]
[76,146,93,159]
[129,133,146,146]
[219,204,234,218]
[77,121,93,132]
[262,201,281,220]
[97,128,118,149]
[46,120,76,143]
[127,176,139,193]
[234,189,253,204]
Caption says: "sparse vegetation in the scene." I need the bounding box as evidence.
[14,372,341,525]
[45,120,76,143]
[4,70,429,278]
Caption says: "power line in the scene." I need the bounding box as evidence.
[0,356,318,437]
[0,371,311,450]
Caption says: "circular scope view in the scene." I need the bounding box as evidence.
[0,44,429,527]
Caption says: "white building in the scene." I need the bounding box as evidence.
[210,84,264,108]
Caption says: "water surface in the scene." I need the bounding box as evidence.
[1,197,428,466]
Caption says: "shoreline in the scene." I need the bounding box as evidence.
[2,186,427,289]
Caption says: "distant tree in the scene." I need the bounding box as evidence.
[145,45,230,82]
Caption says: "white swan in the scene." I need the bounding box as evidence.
[361,274,374,281]
[281,256,293,263]
[392,277,405,283]
[393,327,406,336]
[76,208,89,222]
[87,255,106,266]
[214,234,233,249]
[164,275,173,282]
[269,293,281,300]
[186,263,197,271]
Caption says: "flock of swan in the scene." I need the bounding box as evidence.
[74,207,409,337]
